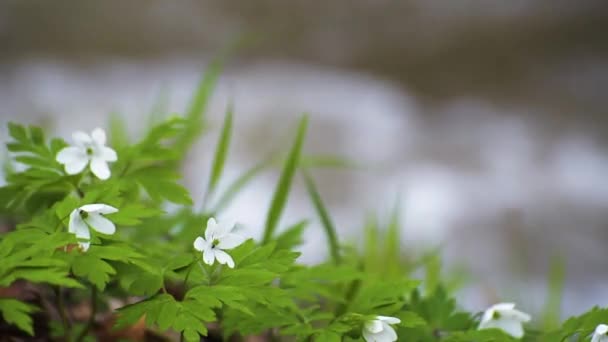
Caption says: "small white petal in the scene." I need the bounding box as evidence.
[79,204,118,214]
[596,324,608,335]
[56,146,86,164]
[68,210,87,237]
[376,322,398,342]
[64,157,89,175]
[378,316,401,325]
[100,146,117,162]
[217,233,246,249]
[492,303,516,311]
[504,309,531,323]
[362,329,375,342]
[202,248,215,265]
[91,128,106,145]
[365,320,383,334]
[496,319,524,339]
[193,237,207,251]
[90,158,111,180]
[85,214,116,235]
[72,131,92,147]
[79,241,91,252]
[213,249,235,268]
[205,217,218,240]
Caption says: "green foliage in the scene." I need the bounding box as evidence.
[263,115,309,243]
[0,299,37,336]
[302,170,341,264]
[0,65,605,342]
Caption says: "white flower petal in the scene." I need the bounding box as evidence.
[79,204,118,214]
[503,309,531,323]
[79,241,91,252]
[72,131,92,147]
[492,303,516,311]
[217,233,246,249]
[85,214,116,235]
[90,158,111,180]
[91,128,106,145]
[205,217,219,240]
[202,248,215,265]
[56,146,86,164]
[362,329,375,342]
[376,322,398,342]
[100,146,117,162]
[592,324,608,342]
[496,318,524,338]
[193,237,207,251]
[68,210,89,238]
[213,249,235,268]
[378,316,401,325]
[64,156,89,175]
[365,320,383,334]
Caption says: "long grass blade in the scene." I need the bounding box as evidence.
[302,169,341,264]
[202,103,234,210]
[262,115,309,243]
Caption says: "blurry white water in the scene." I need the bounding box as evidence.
[1,58,607,316]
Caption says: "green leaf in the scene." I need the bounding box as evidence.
[71,254,116,290]
[116,294,214,340]
[262,115,308,243]
[105,204,163,226]
[131,168,193,205]
[275,220,308,250]
[302,170,340,264]
[203,103,234,208]
[0,299,37,335]
[8,122,28,141]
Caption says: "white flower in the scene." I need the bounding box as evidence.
[592,324,608,342]
[193,218,245,268]
[68,204,118,251]
[362,316,400,342]
[478,303,531,338]
[56,128,117,180]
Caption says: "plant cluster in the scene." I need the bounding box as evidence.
[0,63,607,341]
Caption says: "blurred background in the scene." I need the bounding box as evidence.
[1,0,607,318]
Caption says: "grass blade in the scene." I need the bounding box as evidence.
[302,170,341,264]
[209,160,271,215]
[262,115,309,243]
[202,103,234,210]
[175,60,222,153]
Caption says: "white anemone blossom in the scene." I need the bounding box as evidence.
[68,204,118,251]
[478,303,531,338]
[362,316,400,342]
[193,218,245,268]
[591,324,608,342]
[56,128,117,180]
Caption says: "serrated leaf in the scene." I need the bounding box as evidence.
[275,220,308,250]
[0,299,37,336]
[72,254,116,290]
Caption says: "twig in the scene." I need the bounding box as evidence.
[76,286,97,342]
[54,286,71,341]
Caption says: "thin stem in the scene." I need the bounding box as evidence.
[76,286,97,342]
[54,286,71,341]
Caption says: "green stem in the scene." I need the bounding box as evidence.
[76,286,97,342]
[55,286,71,341]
